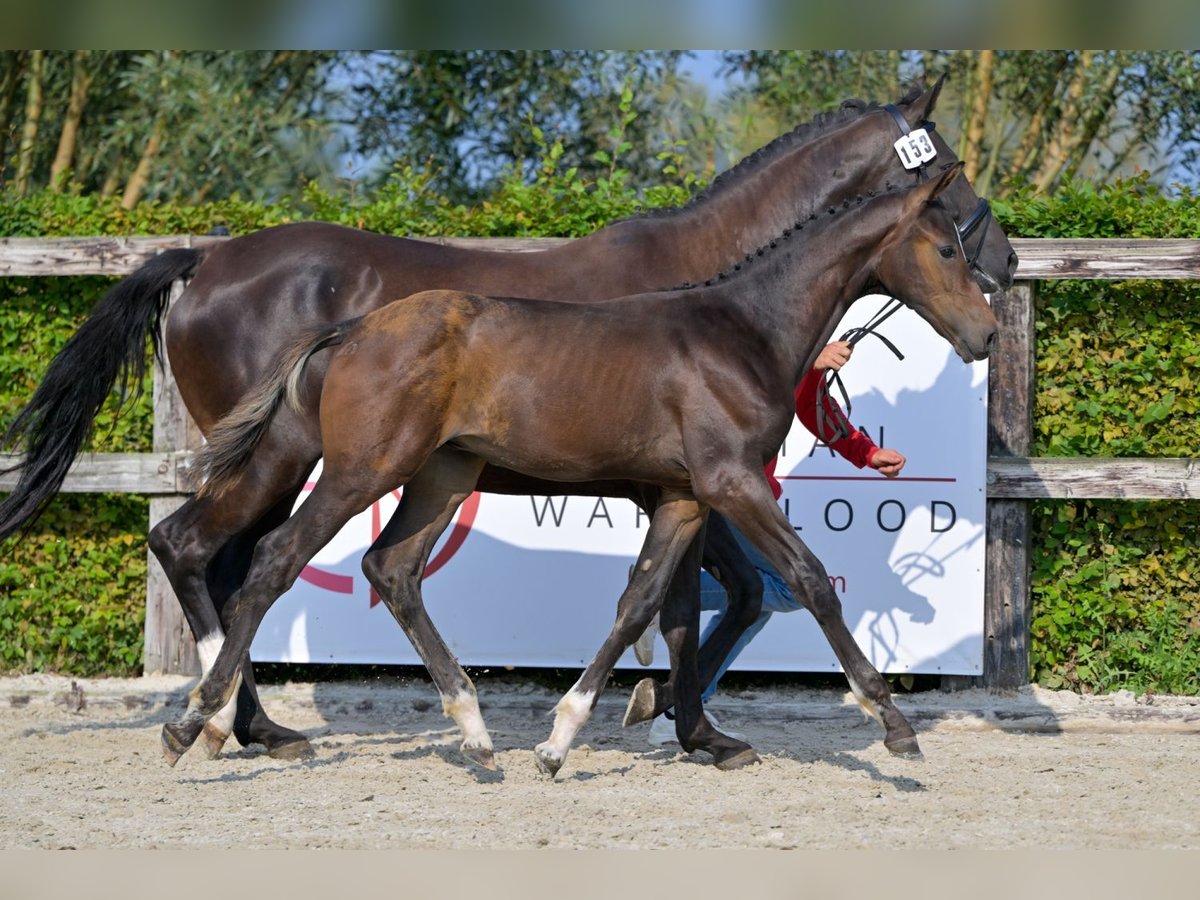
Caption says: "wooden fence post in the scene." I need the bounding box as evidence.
[982,280,1036,689]
[143,278,202,675]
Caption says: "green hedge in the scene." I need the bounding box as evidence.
[1,161,1198,692]
[999,176,1200,694]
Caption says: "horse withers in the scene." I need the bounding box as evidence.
[167,162,997,778]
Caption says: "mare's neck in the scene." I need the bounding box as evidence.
[576,110,899,290]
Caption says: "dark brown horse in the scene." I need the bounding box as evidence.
[0,78,1016,763]
[164,163,997,777]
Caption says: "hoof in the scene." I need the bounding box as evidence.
[462,743,498,772]
[714,747,762,771]
[533,743,565,778]
[884,734,923,759]
[622,678,661,727]
[161,723,190,767]
[268,737,316,761]
[198,724,229,760]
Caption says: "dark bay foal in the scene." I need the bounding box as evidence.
[168,163,997,777]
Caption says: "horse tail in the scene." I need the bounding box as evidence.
[0,248,204,542]
[195,317,362,499]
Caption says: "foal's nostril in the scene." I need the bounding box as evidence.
[985,330,998,353]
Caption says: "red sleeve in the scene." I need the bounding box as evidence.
[763,455,783,500]
[794,368,879,469]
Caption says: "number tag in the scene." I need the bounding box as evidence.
[893,127,937,170]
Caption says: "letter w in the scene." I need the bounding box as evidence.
[530,496,568,526]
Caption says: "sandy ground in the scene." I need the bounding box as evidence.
[1,672,1198,850]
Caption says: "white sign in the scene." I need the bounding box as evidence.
[250,297,988,675]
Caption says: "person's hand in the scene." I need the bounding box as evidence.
[813,340,853,372]
[868,448,906,478]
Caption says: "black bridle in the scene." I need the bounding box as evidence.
[885,103,995,274]
[813,104,995,444]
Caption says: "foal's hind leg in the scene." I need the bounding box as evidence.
[624,511,765,725]
[359,448,496,771]
[534,493,707,778]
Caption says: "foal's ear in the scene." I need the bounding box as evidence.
[928,159,964,201]
[901,161,964,214]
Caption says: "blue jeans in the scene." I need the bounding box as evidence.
[698,524,803,701]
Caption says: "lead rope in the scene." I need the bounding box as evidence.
[814,298,906,443]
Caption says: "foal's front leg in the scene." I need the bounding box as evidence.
[715,477,921,758]
[534,493,707,778]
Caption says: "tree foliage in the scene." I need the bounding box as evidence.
[722,50,1200,197]
[2,50,1198,210]
[340,50,684,201]
[0,50,341,206]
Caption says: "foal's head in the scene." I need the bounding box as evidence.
[876,162,999,363]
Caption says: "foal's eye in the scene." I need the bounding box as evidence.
[939,246,956,259]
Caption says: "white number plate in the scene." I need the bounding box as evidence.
[893,127,937,170]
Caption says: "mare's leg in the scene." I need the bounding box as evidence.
[160,471,387,766]
[655,529,759,770]
[709,472,921,758]
[534,493,710,778]
[359,448,496,770]
[624,510,765,724]
[148,438,318,760]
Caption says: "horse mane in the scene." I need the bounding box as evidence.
[626,81,928,225]
[665,179,915,293]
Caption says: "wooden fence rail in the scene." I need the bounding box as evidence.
[2,236,1198,686]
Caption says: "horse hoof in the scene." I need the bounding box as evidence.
[884,734,923,759]
[198,724,229,760]
[714,747,762,772]
[160,723,190,767]
[533,743,564,778]
[268,737,316,761]
[462,743,498,772]
[622,677,660,727]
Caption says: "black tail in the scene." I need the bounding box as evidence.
[194,318,359,499]
[0,248,204,541]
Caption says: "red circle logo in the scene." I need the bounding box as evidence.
[297,482,481,608]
